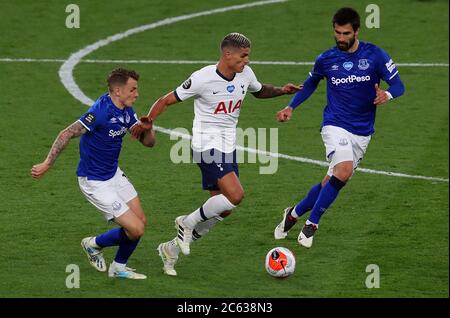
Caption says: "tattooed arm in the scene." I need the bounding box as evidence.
[251,83,301,99]
[31,121,87,178]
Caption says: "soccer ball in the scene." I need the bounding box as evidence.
[265,247,296,278]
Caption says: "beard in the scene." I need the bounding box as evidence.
[336,36,356,51]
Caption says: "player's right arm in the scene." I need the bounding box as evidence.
[276,74,322,122]
[31,121,87,178]
[130,92,179,139]
[147,91,179,122]
[277,56,324,122]
[131,72,201,139]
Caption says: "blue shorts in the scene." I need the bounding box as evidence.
[192,149,239,191]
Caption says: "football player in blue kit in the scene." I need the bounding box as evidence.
[274,8,405,248]
[31,68,155,279]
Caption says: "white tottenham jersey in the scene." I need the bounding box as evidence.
[174,65,262,153]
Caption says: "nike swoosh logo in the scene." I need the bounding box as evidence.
[213,91,219,94]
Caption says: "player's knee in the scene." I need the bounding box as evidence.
[334,167,353,181]
[227,189,244,206]
[135,223,145,238]
[334,162,353,182]
[127,223,145,240]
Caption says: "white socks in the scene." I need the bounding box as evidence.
[167,216,224,256]
[194,216,222,237]
[90,237,101,249]
[111,260,126,271]
[183,194,235,229]
[291,206,300,218]
[165,194,235,256]
[167,239,180,256]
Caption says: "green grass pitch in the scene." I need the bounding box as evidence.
[0,0,448,298]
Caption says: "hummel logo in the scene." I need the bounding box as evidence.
[213,91,220,94]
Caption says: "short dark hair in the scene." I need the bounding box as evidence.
[220,32,251,50]
[107,68,139,91]
[333,7,360,31]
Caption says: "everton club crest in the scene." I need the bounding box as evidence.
[358,59,370,70]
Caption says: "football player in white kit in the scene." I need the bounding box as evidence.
[132,33,300,276]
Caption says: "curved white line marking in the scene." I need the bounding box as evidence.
[57,0,448,183]
[159,128,449,183]
[58,0,286,105]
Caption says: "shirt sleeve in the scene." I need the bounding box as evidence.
[288,55,324,109]
[310,54,325,79]
[174,71,204,101]
[376,48,399,81]
[78,105,104,132]
[375,48,405,99]
[288,74,322,109]
[127,108,139,130]
[245,66,263,93]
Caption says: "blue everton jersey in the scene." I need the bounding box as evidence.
[76,94,138,181]
[312,41,399,136]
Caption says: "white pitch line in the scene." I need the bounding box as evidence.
[0,58,66,63]
[156,126,449,183]
[58,0,288,106]
[53,0,448,183]
[1,57,449,67]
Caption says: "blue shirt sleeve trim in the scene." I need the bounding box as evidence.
[77,119,91,131]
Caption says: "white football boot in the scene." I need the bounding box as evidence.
[175,215,193,255]
[157,242,178,276]
[274,207,298,240]
[81,237,107,272]
[298,223,318,248]
[108,262,147,280]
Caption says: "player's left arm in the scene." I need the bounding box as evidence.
[374,76,405,106]
[251,83,301,99]
[374,49,406,106]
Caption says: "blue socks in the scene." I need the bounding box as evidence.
[115,237,140,264]
[308,176,346,224]
[293,183,322,217]
[94,227,141,265]
[95,228,124,247]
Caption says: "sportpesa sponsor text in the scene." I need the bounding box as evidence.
[109,126,128,138]
[331,75,371,85]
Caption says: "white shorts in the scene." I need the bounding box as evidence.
[78,167,138,221]
[321,125,371,177]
